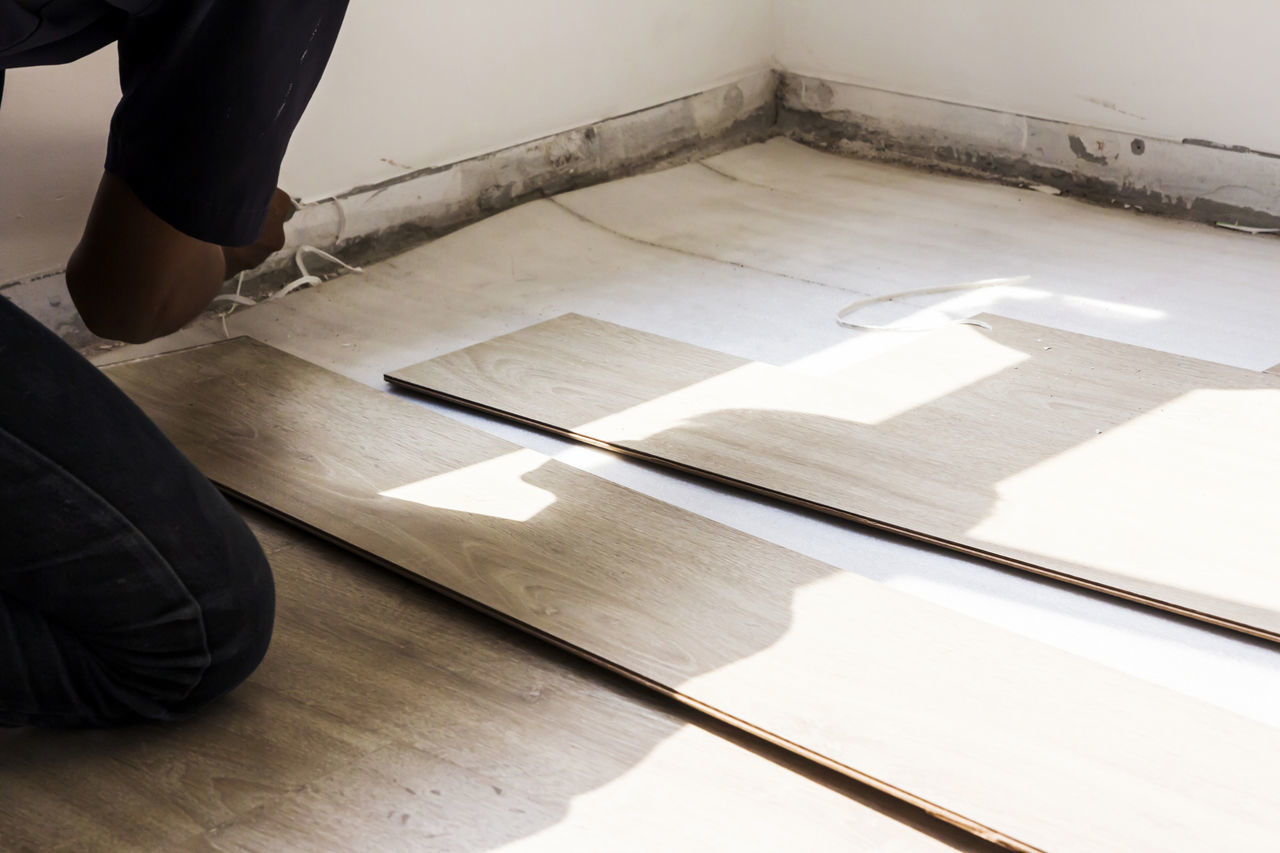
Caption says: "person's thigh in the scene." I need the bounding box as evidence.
[0,298,273,727]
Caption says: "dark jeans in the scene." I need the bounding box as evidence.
[0,296,274,727]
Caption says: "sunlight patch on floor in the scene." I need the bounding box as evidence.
[969,388,1280,609]
[576,333,1027,445]
[380,449,556,522]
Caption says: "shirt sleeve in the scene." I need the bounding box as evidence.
[105,0,348,246]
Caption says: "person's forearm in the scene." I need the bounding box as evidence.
[66,173,240,344]
[68,237,226,344]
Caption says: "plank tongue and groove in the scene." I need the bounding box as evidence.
[105,339,1280,853]
[387,312,1280,641]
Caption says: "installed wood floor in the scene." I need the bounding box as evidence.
[0,510,979,853]
[388,312,1280,640]
[103,338,1280,853]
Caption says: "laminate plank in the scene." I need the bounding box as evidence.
[2,511,969,853]
[103,338,1280,852]
[388,312,1280,640]
[180,709,969,853]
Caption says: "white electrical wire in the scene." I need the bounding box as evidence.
[835,275,1031,332]
[212,244,363,338]
[329,195,348,243]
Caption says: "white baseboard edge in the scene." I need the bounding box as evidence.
[4,69,778,350]
[779,72,1280,229]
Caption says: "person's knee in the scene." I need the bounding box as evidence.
[93,525,276,726]
[170,531,276,718]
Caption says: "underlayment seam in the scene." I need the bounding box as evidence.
[544,197,871,300]
[696,159,791,195]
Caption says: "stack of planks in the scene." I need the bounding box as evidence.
[96,313,1280,852]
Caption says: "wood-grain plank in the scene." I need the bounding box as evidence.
[388,312,1280,640]
[2,511,970,853]
[102,338,1280,852]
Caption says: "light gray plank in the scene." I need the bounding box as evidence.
[389,312,1280,640]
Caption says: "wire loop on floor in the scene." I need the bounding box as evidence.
[835,275,1030,332]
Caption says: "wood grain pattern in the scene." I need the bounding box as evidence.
[1,511,973,853]
[101,338,1280,852]
[388,312,1280,640]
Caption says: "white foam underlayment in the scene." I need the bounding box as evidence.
[96,138,1280,730]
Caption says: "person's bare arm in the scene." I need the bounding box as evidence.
[66,173,291,344]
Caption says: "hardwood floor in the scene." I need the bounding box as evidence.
[0,510,978,853]
[101,338,1280,853]
[388,311,1280,640]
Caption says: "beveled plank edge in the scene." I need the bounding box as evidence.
[384,374,1280,647]
[97,336,249,368]
[220,486,1033,853]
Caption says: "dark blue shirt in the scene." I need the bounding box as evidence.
[1,0,347,246]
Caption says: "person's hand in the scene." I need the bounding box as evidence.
[68,177,298,343]
[221,188,295,280]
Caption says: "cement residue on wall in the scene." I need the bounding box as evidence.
[778,73,1280,230]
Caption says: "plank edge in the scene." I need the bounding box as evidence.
[225,485,1037,853]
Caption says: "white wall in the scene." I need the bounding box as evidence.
[775,0,1280,155]
[284,1,774,200]
[1,0,772,282]
[0,48,118,283]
